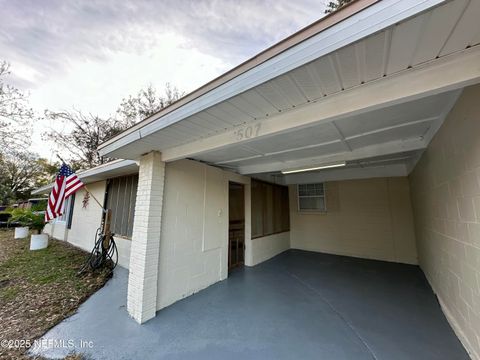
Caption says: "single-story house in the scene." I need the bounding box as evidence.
[34,159,139,268]
[34,0,480,358]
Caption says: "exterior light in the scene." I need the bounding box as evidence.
[281,162,346,174]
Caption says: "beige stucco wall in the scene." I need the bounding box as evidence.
[67,181,107,252]
[44,220,67,241]
[409,84,480,359]
[249,232,290,266]
[113,235,132,269]
[289,177,417,264]
[45,180,131,269]
[156,159,252,310]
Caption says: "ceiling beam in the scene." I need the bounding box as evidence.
[237,138,426,174]
[282,163,408,184]
[344,116,437,140]
[217,140,343,165]
[217,115,437,165]
[161,46,480,162]
[331,122,352,152]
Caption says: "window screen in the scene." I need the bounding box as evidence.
[298,183,326,212]
[105,174,138,238]
[251,179,290,239]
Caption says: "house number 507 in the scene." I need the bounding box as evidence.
[234,123,261,141]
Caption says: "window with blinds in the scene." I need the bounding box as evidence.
[297,183,326,212]
[251,179,290,239]
[105,174,138,239]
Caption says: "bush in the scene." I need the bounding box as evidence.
[8,208,45,234]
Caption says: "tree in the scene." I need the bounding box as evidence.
[43,110,131,168]
[0,61,34,152]
[34,158,59,187]
[45,84,184,168]
[0,150,52,204]
[117,83,184,124]
[324,0,354,14]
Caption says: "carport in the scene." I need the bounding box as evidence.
[34,252,468,360]
[94,0,480,358]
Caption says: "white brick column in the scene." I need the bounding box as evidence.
[127,151,165,323]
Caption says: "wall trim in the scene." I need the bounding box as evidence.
[290,246,418,266]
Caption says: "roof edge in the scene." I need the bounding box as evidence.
[98,0,379,151]
[32,159,139,195]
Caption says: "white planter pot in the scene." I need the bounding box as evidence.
[30,234,49,250]
[14,226,29,239]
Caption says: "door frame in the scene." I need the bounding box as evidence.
[225,174,252,276]
[228,181,246,271]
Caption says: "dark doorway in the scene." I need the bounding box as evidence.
[228,182,245,271]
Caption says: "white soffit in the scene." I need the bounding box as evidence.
[100,0,480,184]
[193,89,461,175]
[99,0,460,159]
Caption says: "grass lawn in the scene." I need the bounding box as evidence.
[0,230,111,360]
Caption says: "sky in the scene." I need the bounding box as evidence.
[0,0,329,160]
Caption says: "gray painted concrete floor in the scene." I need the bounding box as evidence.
[32,250,468,360]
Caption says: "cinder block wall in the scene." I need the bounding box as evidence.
[289,177,418,264]
[409,84,480,359]
[156,159,252,311]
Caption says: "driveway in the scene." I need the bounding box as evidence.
[32,250,468,359]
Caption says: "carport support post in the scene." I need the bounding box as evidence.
[127,151,165,324]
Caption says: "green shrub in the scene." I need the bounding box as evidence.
[8,208,45,234]
[31,200,47,212]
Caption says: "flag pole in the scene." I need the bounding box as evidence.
[56,154,106,213]
[83,185,106,213]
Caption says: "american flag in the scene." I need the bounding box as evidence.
[45,163,84,222]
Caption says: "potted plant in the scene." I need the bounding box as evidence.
[28,211,48,250]
[9,208,30,239]
[9,208,48,250]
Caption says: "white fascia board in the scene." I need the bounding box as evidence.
[31,185,53,195]
[99,0,446,157]
[99,130,141,157]
[77,159,138,178]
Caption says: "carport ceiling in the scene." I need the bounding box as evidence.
[99,0,480,182]
[192,90,460,176]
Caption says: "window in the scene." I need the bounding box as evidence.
[58,194,75,229]
[105,174,138,238]
[251,179,290,238]
[67,194,75,229]
[298,183,326,212]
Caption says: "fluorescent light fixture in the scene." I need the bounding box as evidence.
[281,162,346,174]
